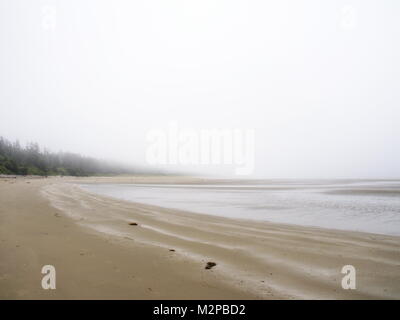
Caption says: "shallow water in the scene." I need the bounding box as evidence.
[80,180,400,236]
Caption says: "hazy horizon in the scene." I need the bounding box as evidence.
[1,1,399,179]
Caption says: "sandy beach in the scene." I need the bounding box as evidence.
[0,176,399,299]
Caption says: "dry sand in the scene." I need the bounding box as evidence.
[0,176,399,299]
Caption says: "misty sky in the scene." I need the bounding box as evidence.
[0,0,399,178]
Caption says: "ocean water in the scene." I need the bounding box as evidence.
[80,180,400,236]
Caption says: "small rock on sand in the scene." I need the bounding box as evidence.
[205,262,217,270]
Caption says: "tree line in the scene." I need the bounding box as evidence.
[0,136,135,176]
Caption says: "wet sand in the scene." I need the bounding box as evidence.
[1,176,399,299]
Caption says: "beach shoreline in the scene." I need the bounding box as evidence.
[1,176,399,299]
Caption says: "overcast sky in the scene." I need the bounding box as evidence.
[0,0,399,178]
